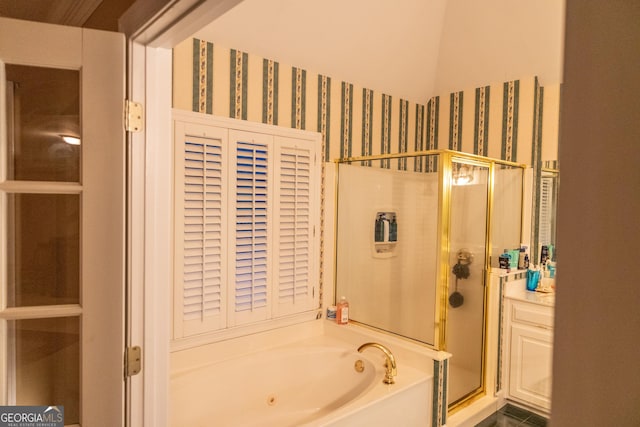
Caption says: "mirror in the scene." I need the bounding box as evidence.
[4,64,81,182]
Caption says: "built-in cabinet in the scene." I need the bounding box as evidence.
[502,282,554,412]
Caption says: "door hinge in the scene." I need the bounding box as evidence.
[125,346,142,377]
[125,100,143,133]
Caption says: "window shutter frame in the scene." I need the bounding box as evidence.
[173,112,321,344]
[174,122,228,338]
[227,130,273,326]
[272,137,319,317]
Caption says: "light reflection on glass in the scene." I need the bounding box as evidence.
[5,64,80,182]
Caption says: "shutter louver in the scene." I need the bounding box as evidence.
[181,136,225,334]
[278,147,312,307]
[539,177,553,246]
[235,142,269,313]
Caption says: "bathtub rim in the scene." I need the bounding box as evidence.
[170,323,435,427]
[170,318,450,378]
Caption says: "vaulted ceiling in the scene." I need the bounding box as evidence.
[194,0,565,103]
[1,0,565,103]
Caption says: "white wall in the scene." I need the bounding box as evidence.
[192,0,564,103]
[552,1,640,425]
[434,0,565,95]
[193,0,447,103]
[541,84,561,163]
[335,164,439,345]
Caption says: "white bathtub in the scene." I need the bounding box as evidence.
[171,330,433,426]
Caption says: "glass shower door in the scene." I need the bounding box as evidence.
[446,160,490,406]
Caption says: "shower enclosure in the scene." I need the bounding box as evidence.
[334,150,525,410]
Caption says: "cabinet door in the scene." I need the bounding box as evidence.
[509,323,553,410]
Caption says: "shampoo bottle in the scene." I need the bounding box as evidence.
[336,296,349,325]
[518,248,526,269]
[499,249,511,272]
[389,215,398,242]
[375,214,384,242]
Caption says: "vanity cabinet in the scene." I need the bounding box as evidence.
[503,286,554,412]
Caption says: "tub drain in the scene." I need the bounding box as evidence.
[267,395,278,406]
[354,359,365,373]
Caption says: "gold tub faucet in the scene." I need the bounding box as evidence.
[357,342,397,384]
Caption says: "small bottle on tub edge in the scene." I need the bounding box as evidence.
[336,296,349,325]
[326,306,337,320]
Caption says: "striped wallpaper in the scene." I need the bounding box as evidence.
[531,77,545,259]
[172,37,557,329]
[262,58,278,125]
[474,86,490,156]
[173,38,558,168]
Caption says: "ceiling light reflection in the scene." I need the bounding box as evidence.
[60,135,81,145]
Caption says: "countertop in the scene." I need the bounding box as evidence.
[503,278,555,307]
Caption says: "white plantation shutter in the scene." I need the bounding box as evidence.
[274,140,316,316]
[229,131,273,325]
[235,142,269,311]
[174,123,228,338]
[174,113,320,340]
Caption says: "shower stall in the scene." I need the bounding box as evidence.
[333,150,525,410]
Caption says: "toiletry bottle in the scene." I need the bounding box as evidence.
[518,247,526,270]
[509,249,520,269]
[336,296,349,325]
[499,250,511,272]
[327,306,337,320]
[547,261,556,278]
[389,215,398,242]
[382,215,390,242]
[375,214,384,242]
[540,245,549,265]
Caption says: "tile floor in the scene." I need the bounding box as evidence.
[475,404,548,427]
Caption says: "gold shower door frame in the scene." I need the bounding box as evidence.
[333,149,526,411]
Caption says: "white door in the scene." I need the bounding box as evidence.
[0,17,125,426]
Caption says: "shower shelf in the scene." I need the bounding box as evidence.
[373,242,396,258]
